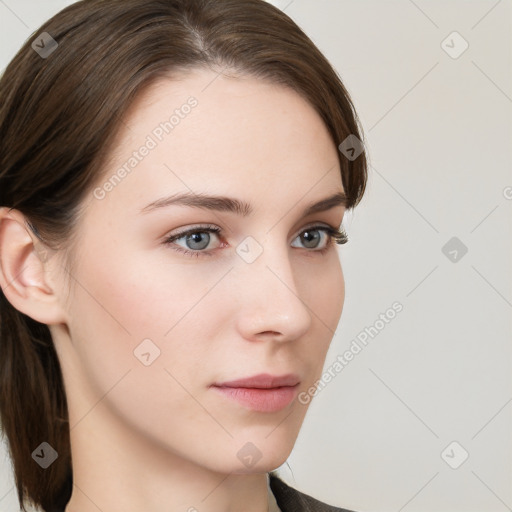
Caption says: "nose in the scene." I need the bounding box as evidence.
[233,239,312,343]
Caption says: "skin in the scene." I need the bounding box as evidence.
[0,68,346,512]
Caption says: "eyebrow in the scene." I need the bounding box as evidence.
[140,190,347,217]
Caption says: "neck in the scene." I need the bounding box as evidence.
[64,410,271,512]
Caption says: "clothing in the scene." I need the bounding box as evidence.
[268,473,356,512]
[267,473,282,512]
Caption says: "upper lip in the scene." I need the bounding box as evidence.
[213,373,300,389]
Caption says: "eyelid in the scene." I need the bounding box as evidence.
[297,221,348,243]
[163,222,344,241]
[164,223,219,239]
[162,221,348,256]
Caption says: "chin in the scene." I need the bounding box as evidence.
[223,425,300,474]
[228,451,292,475]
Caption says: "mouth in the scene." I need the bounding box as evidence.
[210,373,300,413]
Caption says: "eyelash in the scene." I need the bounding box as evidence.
[162,224,348,258]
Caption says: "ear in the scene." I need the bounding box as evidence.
[0,207,69,325]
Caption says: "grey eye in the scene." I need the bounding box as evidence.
[180,232,212,251]
[291,228,329,250]
[299,229,322,249]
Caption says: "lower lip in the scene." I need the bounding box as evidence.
[212,384,299,413]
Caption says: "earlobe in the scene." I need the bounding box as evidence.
[0,207,68,325]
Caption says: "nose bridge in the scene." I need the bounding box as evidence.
[233,234,312,340]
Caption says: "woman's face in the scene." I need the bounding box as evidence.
[52,68,346,474]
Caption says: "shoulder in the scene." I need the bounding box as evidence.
[269,474,357,512]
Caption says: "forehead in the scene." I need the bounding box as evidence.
[88,69,342,220]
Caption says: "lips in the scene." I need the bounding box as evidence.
[213,373,300,389]
[211,373,300,413]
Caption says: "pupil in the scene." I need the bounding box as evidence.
[303,230,319,248]
[187,232,209,250]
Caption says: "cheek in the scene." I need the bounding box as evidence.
[303,251,345,330]
[64,249,222,444]
[299,253,345,370]
[70,244,215,340]
[65,244,229,402]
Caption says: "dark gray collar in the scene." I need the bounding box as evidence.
[268,473,356,512]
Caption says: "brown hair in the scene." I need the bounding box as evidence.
[0,0,368,510]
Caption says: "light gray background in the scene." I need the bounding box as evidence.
[0,1,511,511]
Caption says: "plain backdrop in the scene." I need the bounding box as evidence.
[0,1,511,511]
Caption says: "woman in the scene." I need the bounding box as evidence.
[0,1,368,511]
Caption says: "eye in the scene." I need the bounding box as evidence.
[291,224,348,253]
[162,223,348,258]
[163,224,222,258]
